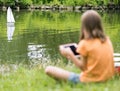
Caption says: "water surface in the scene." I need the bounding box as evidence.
[0,10,120,64]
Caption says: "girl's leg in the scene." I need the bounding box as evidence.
[45,66,71,80]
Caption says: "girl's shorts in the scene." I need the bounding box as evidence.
[68,72,81,84]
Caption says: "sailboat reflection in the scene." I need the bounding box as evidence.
[7,7,15,42]
[7,24,15,41]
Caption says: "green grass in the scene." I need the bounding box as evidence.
[0,63,120,91]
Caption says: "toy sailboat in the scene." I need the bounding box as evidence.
[7,7,15,23]
[7,7,15,41]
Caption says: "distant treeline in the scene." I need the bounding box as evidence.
[0,0,120,7]
[0,0,120,6]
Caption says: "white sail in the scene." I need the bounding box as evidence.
[7,7,15,23]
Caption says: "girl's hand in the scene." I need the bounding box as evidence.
[59,47,74,59]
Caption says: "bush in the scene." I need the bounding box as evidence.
[0,0,15,6]
[50,0,61,5]
[32,0,43,5]
[113,0,120,5]
[0,0,120,7]
[19,0,32,6]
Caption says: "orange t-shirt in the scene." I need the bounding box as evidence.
[76,38,115,83]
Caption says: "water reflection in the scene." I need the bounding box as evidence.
[7,23,15,42]
[28,44,49,60]
[27,44,51,66]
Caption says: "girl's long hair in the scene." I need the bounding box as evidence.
[80,10,106,43]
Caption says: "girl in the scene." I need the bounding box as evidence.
[45,10,115,83]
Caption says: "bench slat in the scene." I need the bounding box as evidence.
[114,63,120,67]
[114,57,120,62]
[114,53,120,56]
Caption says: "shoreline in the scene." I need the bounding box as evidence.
[0,4,120,11]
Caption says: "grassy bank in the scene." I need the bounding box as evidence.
[0,63,120,91]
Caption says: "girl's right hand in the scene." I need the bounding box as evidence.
[59,46,67,57]
[59,46,74,60]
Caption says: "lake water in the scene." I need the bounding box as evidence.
[0,10,120,65]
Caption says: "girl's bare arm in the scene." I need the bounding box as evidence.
[69,53,87,71]
[60,47,87,71]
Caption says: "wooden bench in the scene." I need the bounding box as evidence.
[114,53,120,67]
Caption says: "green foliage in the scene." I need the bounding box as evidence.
[113,0,120,4]
[19,0,32,5]
[103,0,109,5]
[50,0,61,5]
[32,0,43,5]
[63,0,75,6]
[0,0,15,6]
[89,0,98,6]
[62,0,89,6]
[0,0,120,6]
